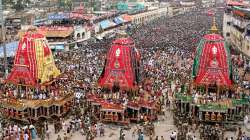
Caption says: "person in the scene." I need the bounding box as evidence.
[132,129,136,138]
[138,132,144,140]
[100,124,104,136]
[149,133,153,140]
[57,135,62,140]
[62,121,67,132]
[20,129,24,140]
[63,133,67,140]
[46,129,50,140]
[170,131,176,140]
[237,127,242,139]
[121,133,125,140]
[186,130,192,140]
[23,132,29,140]
[119,128,125,140]
[244,115,248,126]
[40,128,45,140]
[160,136,164,140]
[29,125,37,139]
[54,122,58,134]
[120,128,123,139]
[45,121,48,131]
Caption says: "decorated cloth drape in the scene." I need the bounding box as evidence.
[98,37,140,90]
[7,31,60,86]
[192,34,232,86]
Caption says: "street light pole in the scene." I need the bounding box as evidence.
[0,0,8,78]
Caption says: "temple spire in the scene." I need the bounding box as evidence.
[210,16,218,34]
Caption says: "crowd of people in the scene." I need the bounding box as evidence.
[0,4,250,140]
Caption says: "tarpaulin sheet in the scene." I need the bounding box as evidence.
[0,41,18,57]
[100,20,110,29]
[113,16,124,25]
[100,20,116,29]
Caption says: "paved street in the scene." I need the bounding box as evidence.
[35,111,250,140]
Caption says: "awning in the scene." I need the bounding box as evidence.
[100,20,110,29]
[0,41,18,57]
[50,44,64,50]
[46,30,73,38]
[48,13,69,20]
[100,20,116,29]
[227,1,244,6]
[33,18,48,26]
[121,14,132,22]
[95,35,103,40]
[113,16,124,25]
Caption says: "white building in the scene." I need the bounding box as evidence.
[223,4,250,57]
[74,25,91,42]
[131,7,169,25]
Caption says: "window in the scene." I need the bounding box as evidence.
[82,32,85,39]
[226,33,230,37]
[246,29,250,36]
[77,33,80,39]
[227,22,231,26]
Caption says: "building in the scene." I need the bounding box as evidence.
[131,7,169,24]
[169,1,196,17]
[201,0,215,8]
[223,2,250,57]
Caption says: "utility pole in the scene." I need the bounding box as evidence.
[0,0,8,78]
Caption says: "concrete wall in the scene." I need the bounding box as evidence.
[223,13,233,43]
[74,25,91,41]
[131,7,169,25]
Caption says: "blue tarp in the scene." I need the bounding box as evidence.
[50,44,65,50]
[48,13,69,20]
[55,44,64,50]
[0,41,18,57]
[113,16,124,25]
[100,20,111,29]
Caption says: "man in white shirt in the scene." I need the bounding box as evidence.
[24,133,29,140]
[170,131,177,140]
[42,93,46,99]
[39,94,43,99]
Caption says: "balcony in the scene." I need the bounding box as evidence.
[231,16,250,29]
